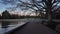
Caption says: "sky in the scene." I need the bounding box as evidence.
[0,3,7,14]
[0,0,60,15]
[0,0,32,14]
[0,3,12,14]
[0,0,17,14]
[0,0,36,16]
[0,0,35,16]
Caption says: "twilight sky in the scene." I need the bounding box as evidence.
[0,0,60,15]
[0,3,13,14]
[0,0,18,14]
[0,0,32,14]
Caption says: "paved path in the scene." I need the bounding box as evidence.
[7,21,58,34]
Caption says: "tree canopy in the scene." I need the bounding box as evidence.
[18,0,60,12]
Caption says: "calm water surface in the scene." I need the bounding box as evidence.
[0,19,30,34]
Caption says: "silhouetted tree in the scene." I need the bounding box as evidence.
[2,10,11,19]
[18,0,60,22]
[0,15,2,19]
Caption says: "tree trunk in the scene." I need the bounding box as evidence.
[47,9,52,24]
[48,13,52,22]
[48,12,56,30]
[47,10,53,27]
[35,11,37,16]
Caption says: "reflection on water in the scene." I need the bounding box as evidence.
[0,21,26,34]
[0,21,19,28]
[2,21,10,28]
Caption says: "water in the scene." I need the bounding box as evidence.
[0,19,28,34]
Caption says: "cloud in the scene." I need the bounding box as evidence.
[0,0,34,12]
[0,0,17,5]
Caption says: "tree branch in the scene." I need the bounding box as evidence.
[52,2,59,9]
[54,6,60,12]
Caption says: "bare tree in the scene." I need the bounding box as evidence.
[18,0,60,22]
